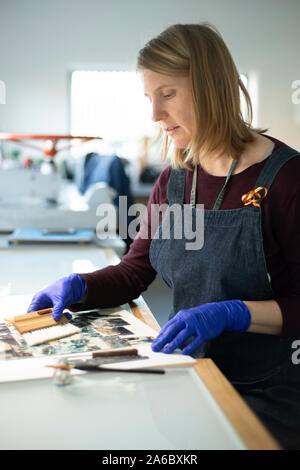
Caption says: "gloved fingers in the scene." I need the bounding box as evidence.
[27,299,71,322]
[160,327,192,354]
[27,301,44,313]
[52,301,65,322]
[157,316,178,334]
[151,317,178,347]
[151,318,184,352]
[26,294,53,313]
[181,336,203,356]
[63,312,72,321]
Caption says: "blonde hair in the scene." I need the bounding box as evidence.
[137,23,267,169]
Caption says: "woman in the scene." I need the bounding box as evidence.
[27,23,300,449]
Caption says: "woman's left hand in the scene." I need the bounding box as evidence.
[151,299,251,355]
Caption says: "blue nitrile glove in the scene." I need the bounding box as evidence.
[151,299,251,355]
[27,273,87,321]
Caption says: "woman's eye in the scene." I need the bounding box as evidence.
[163,93,174,99]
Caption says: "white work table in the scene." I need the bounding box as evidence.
[0,241,280,450]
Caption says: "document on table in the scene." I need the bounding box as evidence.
[0,294,195,383]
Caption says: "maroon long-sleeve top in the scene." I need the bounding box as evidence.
[79,135,300,339]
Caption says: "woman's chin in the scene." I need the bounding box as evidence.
[172,139,190,149]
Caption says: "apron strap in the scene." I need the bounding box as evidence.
[212,160,238,210]
[190,163,198,208]
[167,168,186,204]
[190,160,237,210]
[253,146,300,190]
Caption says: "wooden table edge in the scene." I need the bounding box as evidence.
[193,358,282,450]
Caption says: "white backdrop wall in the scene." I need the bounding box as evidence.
[0,0,299,149]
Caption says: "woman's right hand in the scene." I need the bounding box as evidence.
[27,273,87,321]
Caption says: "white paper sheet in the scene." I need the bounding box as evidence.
[100,344,196,370]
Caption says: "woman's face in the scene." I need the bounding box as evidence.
[141,69,195,149]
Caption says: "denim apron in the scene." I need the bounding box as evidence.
[149,146,300,449]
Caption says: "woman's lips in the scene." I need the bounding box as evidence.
[165,126,179,135]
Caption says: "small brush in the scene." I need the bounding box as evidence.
[7,308,80,346]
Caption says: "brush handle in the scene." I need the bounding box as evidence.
[92,348,138,358]
[12,309,68,334]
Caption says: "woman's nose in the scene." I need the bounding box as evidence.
[151,102,167,122]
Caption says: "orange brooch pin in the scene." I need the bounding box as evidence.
[241,186,268,208]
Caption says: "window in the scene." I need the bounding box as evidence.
[69,70,253,160]
[70,71,155,159]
